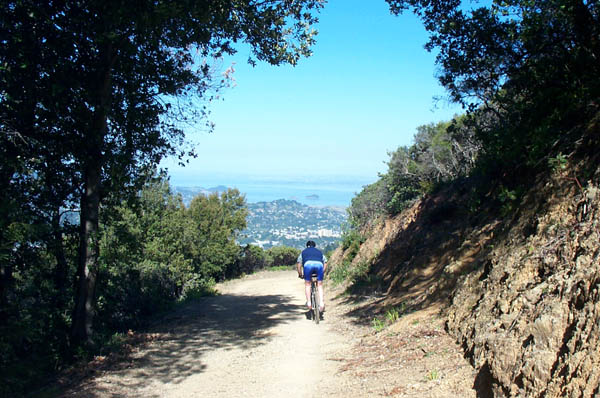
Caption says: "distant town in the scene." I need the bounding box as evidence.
[174,187,348,251]
[240,199,347,250]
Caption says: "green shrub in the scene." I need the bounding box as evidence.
[179,277,218,302]
[328,261,351,286]
[341,229,364,252]
[267,265,294,271]
[266,246,301,266]
[232,244,268,277]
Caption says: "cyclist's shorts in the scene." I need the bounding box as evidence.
[303,261,324,282]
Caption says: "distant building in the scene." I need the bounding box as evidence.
[317,229,338,237]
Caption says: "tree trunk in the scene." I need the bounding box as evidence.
[70,45,114,346]
[70,153,102,346]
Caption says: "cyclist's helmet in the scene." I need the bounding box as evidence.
[306,240,316,248]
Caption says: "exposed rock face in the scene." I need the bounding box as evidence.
[446,171,600,397]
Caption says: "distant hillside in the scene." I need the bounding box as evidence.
[172,187,347,250]
[240,199,347,250]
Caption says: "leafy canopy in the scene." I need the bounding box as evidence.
[385,0,599,168]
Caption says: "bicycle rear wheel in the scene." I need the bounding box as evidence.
[311,283,320,324]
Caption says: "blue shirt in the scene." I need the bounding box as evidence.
[297,247,327,265]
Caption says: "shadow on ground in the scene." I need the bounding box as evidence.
[60,293,304,397]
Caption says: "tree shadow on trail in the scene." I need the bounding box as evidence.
[62,293,304,398]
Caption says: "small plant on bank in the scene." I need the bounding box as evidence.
[371,304,409,333]
[329,259,371,287]
[548,152,568,172]
[426,369,440,381]
[372,318,386,332]
[341,229,365,251]
[328,229,366,286]
[385,307,400,323]
[498,185,523,217]
[329,261,351,285]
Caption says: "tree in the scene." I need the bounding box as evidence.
[1,0,324,345]
[97,174,193,330]
[406,117,480,183]
[186,189,248,282]
[385,0,599,167]
[386,0,599,106]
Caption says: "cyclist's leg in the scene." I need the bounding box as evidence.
[304,281,312,308]
[303,263,314,309]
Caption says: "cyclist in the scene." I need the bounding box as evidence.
[297,240,327,312]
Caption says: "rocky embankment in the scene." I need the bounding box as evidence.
[330,131,600,396]
[446,168,600,397]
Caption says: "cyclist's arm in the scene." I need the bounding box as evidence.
[296,261,303,278]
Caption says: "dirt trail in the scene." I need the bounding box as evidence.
[62,271,348,397]
[60,270,476,397]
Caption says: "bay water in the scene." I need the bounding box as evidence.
[170,174,374,208]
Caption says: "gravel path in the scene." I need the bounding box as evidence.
[62,270,349,398]
[60,270,476,397]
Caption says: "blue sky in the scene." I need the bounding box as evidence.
[162,0,464,188]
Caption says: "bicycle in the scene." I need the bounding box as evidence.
[310,271,321,324]
[299,271,322,323]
